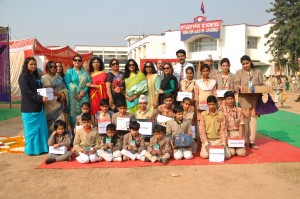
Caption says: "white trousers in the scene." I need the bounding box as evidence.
[173,148,193,160]
[121,149,146,161]
[75,152,98,164]
[97,149,122,162]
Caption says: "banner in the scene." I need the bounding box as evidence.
[0,27,10,102]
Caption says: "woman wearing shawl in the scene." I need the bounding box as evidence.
[124,59,148,114]
[142,61,161,111]
[64,55,92,128]
[41,61,70,133]
[158,63,178,104]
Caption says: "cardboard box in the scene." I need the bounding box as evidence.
[37,88,54,100]
[241,86,270,94]
[49,146,67,154]
[209,146,225,162]
[228,138,245,148]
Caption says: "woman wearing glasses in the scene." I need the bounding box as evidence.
[124,59,148,114]
[105,58,125,112]
[64,55,92,128]
[41,61,70,133]
[142,61,161,111]
[158,63,178,104]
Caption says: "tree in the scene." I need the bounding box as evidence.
[265,0,300,70]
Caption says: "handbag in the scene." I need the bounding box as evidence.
[256,94,278,115]
[173,134,193,148]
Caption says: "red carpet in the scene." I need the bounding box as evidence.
[36,138,300,169]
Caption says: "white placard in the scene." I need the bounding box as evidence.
[191,126,196,139]
[156,114,173,126]
[216,90,227,98]
[37,88,54,101]
[209,146,225,162]
[228,138,245,148]
[116,117,130,130]
[177,92,193,101]
[75,125,83,133]
[98,121,111,134]
[199,101,208,110]
[137,121,153,136]
[49,146,67,154]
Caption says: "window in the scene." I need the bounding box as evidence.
[161,42,165,54]
[247,37,258,49]
[189,38,217,52]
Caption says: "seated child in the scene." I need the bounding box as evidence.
[97,124,123,162]
[199,95,231,159]
[73,113,101,163]
[181,97,194,125]
[134,95,154,120]
[121,121,146,161]
[111,101,134,126]
[157,93,175,118]
[144,125,171,164]
[45,120,72,164]
[223,91,246,157]
[166,105,193,160]
[95,99,112,127]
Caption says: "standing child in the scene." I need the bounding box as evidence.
[166,105,193,160]
[181,97,194,125]
[134,95,154,120]
[223,91,246,157]
[144,125,171,164]
[74,102,91,135]
[121,121,146,161]
[180,66,196,97]
[157,93,175,118]
[97,124,122,162]
[45,120,72,164]
[199,95,231,159]
[273,78,286,108]
[95,99,112,126]
[111,101,134,126]
[73,113,101,163]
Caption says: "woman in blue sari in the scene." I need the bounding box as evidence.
[64,55,92,128]
[18,57,49,155]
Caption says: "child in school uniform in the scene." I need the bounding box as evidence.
[273,77,286,108]
[97,124,123,162]
[157,93,175,118]
[223,91,246,157]
[166,105,193,160]
[95,99,112,127]
[180,66,196,108]
[181,97,195,125]
[76,102,90,126]
[121,121,146,161]
[134,95,155,120]
[111,101,134,126]
[199,95,231,159]
[45,120,72,164]
[144,125,171,164]
[73,113,101,163]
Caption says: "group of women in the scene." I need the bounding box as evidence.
[19,53,263,155]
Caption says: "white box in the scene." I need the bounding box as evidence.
[49,146,67,154]
[156,114,173,126]
[137,121,152,136]
[209,146,225,162]
[98,121,111,134]
[191,126,196,139]
[177,92,193,101]
[37,88,54,101]
[228,138,245,148]
[216,90,228,98]
[116,117,130,130]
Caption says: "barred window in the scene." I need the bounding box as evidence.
[247,37,258,49]
[189,38,217,52]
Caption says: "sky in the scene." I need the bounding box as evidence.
[0,0,274,47]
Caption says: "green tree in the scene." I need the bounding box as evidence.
[265,0,300,69]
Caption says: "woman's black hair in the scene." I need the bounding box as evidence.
[173,105,184,114]
[54,119,67,130]
[129,120,140,130]
[72,55,83,68]
[56,62,65,78]
[109,58,119,67]
[200,64,210,72]
[89,56,104,72]
[185,66,194,74]
[22,57,39,78]
[45,61,56,73]
[142,61,156,75]
[124,59,139,78]
[240,55,254,69]
[206,95,217,103]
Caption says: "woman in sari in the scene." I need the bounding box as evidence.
[86,57,108,116]
[124,59,148,114]
[142,61,161,111]
[64,55,92,128]
[41,61,70,133]
[106,58,126,112]
[18,57,48,155]
[158,63,178,104]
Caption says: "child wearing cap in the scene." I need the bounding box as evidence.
[134,95,155,120]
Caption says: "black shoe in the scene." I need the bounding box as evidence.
[249,143,258,150]
[160,158,169,165]
[45,158,56,164]
[144,157,151,162]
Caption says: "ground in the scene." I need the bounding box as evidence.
[0,92,300,199]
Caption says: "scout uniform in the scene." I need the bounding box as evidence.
[121,132,146,161]
[111,112,133,126]
[145,135,172,163]
[47,131,72,162]
[157,104,175,118]
[214,73,235,109]
[97,134,123,162]
[134,109,154,120]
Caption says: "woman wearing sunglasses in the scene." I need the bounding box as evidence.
[142,61,161,111]
[64,55,92,128]
[158,63,178,104]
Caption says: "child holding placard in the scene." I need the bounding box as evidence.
[45,120,72,164]
[121,121,146,161]
[76,102,90,126]
[111,101,134,126]
[181,97,194,125]
[144,125,172,164]
[157,93,175,118]
[97,124,123,162]
[199,95,231,159]
[134,95,154,120]
[180,66,195,101]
